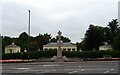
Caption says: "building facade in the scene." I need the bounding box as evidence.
[99,44,112,51]
[5,43,21,53]
[43,42,77,51]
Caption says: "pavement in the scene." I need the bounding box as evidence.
[1,61,120,75]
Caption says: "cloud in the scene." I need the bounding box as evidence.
[1,0,119,42]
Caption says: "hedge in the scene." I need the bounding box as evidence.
[2,50,120,59]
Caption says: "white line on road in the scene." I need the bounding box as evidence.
[39,70,57,73]
[64,68,113,73]
[64,69,76,70]
[104,70,110,73]
[12,68,31,70]
[81,69,85,72]
[69,70,78,74]
[104,69,115,73]
[110,69,114,71]
[42,65,61,67]
[66,66,77,67]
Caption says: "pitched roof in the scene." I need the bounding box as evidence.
[5,43,20,48]
[100,44,112,48]
[43,42,76,47]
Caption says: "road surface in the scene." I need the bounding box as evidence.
[2,61,120,75]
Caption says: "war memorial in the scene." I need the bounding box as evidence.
[2,31,120,75]
[1,1,120,75]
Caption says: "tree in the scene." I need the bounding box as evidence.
[17,32,29,52]
[35,33,51,50]
[50,36,71,42]
[107,19,119,44]
[113,31,120,50]
[76,42,82,51]
[2,36,13,53]
[103,27,111,44]
[81,25,105,51]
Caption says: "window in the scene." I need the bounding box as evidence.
[44,48,48,50]
[67,48,71,51]
[72,48,75,51]
[54,48,57,50]
[49,48,52,50]
[17,50,20,52]
[63,48,66,51]
[9,49,12,53]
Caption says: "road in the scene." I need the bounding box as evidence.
[2,61,120,75]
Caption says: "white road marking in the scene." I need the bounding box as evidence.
[69,70,78,74]
[87,69,108,70]
[103,69,115,73]
[66,66,82,68]
[110,69,114,71]
[81,69,85,72]
[35,69,56,74]
[52,70,56,71]
[64,69,76,70]
[42,65,61,67]
[40,70,50,73]
[40,70,56,73]
[28,70,42,72]
[66,66,78,67]
[13,68,31,70]
[104,70,110,73]
[64,68,110,72]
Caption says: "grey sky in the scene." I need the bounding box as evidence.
[1,0,120,43]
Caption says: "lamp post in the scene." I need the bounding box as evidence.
[28,10,30,62]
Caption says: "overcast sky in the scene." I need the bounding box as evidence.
[1,0,120,43]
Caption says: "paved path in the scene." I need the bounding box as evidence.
[2,61,120,75]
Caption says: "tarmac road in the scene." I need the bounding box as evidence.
[2,61,120,75]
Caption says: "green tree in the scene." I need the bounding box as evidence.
[76,42,82,51]
[107,19,119,44]
[81,25,105,51]
[103,27,111,44]
[35,33,51,50]
[50,36,71,42]
[2,36,13,53]
[17,32,29,52]
[113,31,120,50]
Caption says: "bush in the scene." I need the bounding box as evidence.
[2,50,120,59]
[2,53,21,59]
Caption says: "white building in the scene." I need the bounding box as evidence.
[99,44,112,51]
[43,42,77,51]
[5,43,21,53]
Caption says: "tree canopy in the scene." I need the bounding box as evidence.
[81,19,120,51]
[107,19,119,44]
[50,36,71,42]
[2,32,71,52]
[81,25,104,51]
[113,31,120,50]
[2,19,120,52]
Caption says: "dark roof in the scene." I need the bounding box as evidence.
[43,42,76,47]
[5,43,20,48]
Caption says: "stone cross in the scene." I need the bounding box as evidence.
[51,31,68,62]
[57,31,62,58]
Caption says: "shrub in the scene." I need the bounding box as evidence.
[2,50,120,59]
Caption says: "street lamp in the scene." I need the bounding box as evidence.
[28,10,30,62]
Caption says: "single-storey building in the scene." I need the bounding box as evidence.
[43,42,77,51]
[5,43,21,53]
[99,44,112,51]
